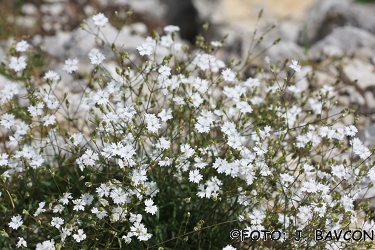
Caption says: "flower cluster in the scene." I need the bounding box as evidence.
[0,11,374,250]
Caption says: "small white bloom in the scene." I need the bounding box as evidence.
[223,244,236,250]
[73,229,86,242]
[144,198,158,215]
[1,113,15,128]
[222,68,236,82]
[16,40,30,52]
[9,214,23,230]
[164,25,180,33]
[156,137,171,150]
[51,217,64,229]
[289,59,301,72]
[9,56,27,72]
[158,65,171,76]
[211,41,223,47]
[16,237,27,248]
[92,13,108,27]
[34,201,46,216]
[73,198,86,211]
[137,42,154,56]
[160,35,174,47]
[28,102,44,117]
[44,70,60,81]
[41,114,56,127]
[158,108,173,122]
[144,113,161,133]
[62,58,78,73]
[88,48,106,65]
[189,169,203,183]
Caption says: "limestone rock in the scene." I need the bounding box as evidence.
[298,0,375,46]
[309,26,375,60]
[342,58,375,90]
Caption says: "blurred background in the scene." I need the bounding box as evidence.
[0,0,315,42]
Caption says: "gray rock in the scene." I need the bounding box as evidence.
[295,66,313,91]
[298,0,375,46]
[365,91,375,109]
[354,47,375,62]
[313,71,338,88]
[308,26,375,60]
[358,123,375,147]
[0,74,13,89]
[41,31,72,59]
[342,58,375,90]
[0,46,5,63]
[48,19,144,62]
[357,178,375,208]
[349,91,366,106]
[338,95,350,107]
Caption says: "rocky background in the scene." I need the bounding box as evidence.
[2,0,375,204]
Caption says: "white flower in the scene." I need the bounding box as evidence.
[9,214,23,230]
[34,201,46,216]
[160,35,174,47]
[16,237,27,248]
[28,102,44,117]
[368,167,375,181]
[280,173,294,184]
[1,82,19,103]
[73,229,86,242]
[191,93,203,108]
[73,198,86,211]
[189,169,203,183]
[137,37,156,56]
[156,137,171,150]
[122,232,133,244]
[211,41,223,47]
[137,43,154,56]
[193,77,209,93]
[158,65,171,76]
[62,58,78,73]
[164,25,180,33]
[158,108,172,122]
[144,113,161,133]
[92,13,108,27]
[1,113,15,128]
[36,239,55,249]
[53,204,64,213]
[289,59,301,72]
[9,56,27,72]
[345,125,358,137]
[144,198,158,215]
[222,68,236,82]
[88,48,105,65]
[59,192,72,205]
[351,138,371,159]
[223,244,236,250]
[69,133,83,146]
[51,217,64,229]
[0,153,8,166]
[16,40,30,52]
[44,70,60,81]
[41,114,56,126]
[129,213,143,223]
